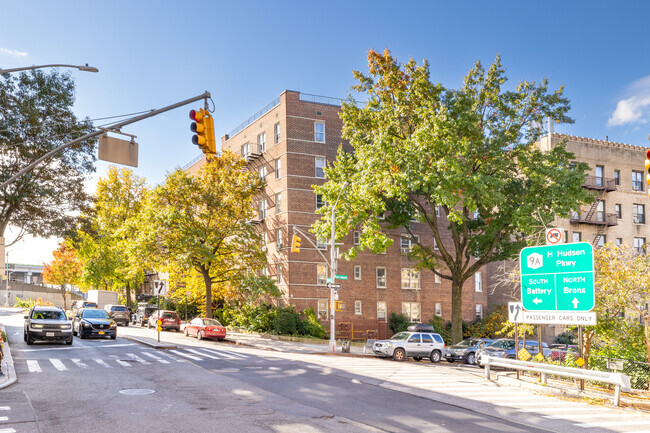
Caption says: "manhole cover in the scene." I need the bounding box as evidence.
[119,389,155,396]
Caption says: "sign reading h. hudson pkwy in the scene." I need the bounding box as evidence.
[519,242,595,312]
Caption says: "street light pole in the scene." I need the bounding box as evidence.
[0,64,99,74]
[329,182,348,353]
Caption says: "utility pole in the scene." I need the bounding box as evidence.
[329,204,337,353]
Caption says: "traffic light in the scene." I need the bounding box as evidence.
[291,234,302,253]
[190,108,216,155]
[646,149,650,198]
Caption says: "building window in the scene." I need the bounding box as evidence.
[241,142,250,158]
[614,170,620,186]
[259,166,267,182]
[572,232,581,243]
[275,193,282,214]
[353,231,360,245]
[315,156,326,178]
[376,267,387,288]
[314,122,325,143]
[595,166,604,187]
[354,265,361,280]
[401,268,420,290]
[400,238,410,254]
[475,304,483,319]
[435,273,442,284]
[633,204,645,224]
[597,235,606,248]
[276,263,283,284]
[275,158,281,179]
[615,203,622,219]
[633,170,644,191]
[316,194,325,209]
[402,302,421,322]
[318,299,328,320]
[317,264,327,285]
[596,200,605,222]
[276,228,283,249]
[258,199,267,220]
[634,237,646,254]
[377,302,387,320]
[274,122,280,144]
[355,300,362,316]
[475,272,482,292]
[257,132,266,153]
[435,303,442,316]
[616,238,623,246]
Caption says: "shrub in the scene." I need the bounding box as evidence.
[273,310,298,335]
[388,312,410,334]
[298,307,325,339]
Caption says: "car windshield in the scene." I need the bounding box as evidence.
[203,319,222,326]
[162,312,178,319]
[490,340,515,349]
[112,306,128,311]
[82,309,109,319]
[456,339,479,347]
[389,332,410,341]
[32,310,66,320]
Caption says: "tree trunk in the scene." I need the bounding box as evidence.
[125,282,131,309]
[201,270,213,319]
[583,329,594,368]
[60,285,67,311]
[451,277,465,344]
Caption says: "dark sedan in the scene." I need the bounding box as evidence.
[445,338,493,365]
[73,308,117,339]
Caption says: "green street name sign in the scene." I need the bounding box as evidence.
[335,274,348,280]
[519,242,595,312]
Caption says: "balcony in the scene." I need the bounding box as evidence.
[570,212,617,226]
[583,176,616,191]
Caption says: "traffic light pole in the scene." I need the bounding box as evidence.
[0,91,211,190]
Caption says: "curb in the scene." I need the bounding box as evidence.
[121,335,177,350]
[0,325,17,389]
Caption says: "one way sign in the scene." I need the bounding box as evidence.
[153,280,167,296]
[508,302,523,323]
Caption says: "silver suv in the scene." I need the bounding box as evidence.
[24,306,73,345]
[373,325,445,362]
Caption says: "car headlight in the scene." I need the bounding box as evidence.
[60,324,71,329]
[109,321,117,328]
[31,324,44,329]
[82,321,93,328]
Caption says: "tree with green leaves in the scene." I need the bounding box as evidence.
[314,49,593,343]
[143,152,267,318]
[0,70,95,247]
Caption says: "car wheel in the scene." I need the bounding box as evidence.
[184,327,189,336]
[217,338,225,341]
[65,337,73,345]
[446,358,455,363]
[413,356,422,361]
[110,334,116,340]
[23,331,27,342]
[125,322,129,327]
[430,350,442,363]
[466,352,476,365]
[26,334,34,345]
[197,330,203,340]
[392,348,405,361]
[79,330,84,339]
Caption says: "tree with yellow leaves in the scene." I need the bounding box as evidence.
[42,241,82,311]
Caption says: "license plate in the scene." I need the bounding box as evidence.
[46,332,54,337]
[98,331,105,335]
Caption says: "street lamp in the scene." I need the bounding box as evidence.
[329,181,349,353]
[0,63,99,74]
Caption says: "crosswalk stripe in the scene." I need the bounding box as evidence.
[0,408,9,411]
[114,359,131,367]
[0,428,16,433]
[50,359,67,371]
[141,352,170,364]
[543,413,623,419]
[170,350,202,360]
[0,416,8,421]
[185,348,219,359]
[577,420,650,428]
[26,360,41,373]
[95,359,111,368]
[154,351,184,362]
[208,348,248,358]
[126,353,150,365]
[194,348,237,359]
[70,359,88,369]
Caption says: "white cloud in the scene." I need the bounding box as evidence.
[0,47,28,57]
[608,76,650,127]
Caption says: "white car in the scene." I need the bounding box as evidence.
[373,326,445,362]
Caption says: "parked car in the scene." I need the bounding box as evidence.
[476,338,551,367]
[24,306,73,345]
[445,338,493,365]
[73,308,117,340]
[550,344,579,361]
[372,324,445,362]
[104,304,131,326]
[184,317,226,341]
[148,310,181,332]
[72,301,98,315]
[134,304,157,326]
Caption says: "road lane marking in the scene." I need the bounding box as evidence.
[0,408,9,411]
[18,343,136,352]
[207,348,249,358]
[141,352,170,364]
[0,416,7,421]
[185,348,219,359]
[170,350,202,360]
[50,359,67,371]
[95,359,112,368]
[126,353,150,365]
[70,359,88,369]
[543,413,623,419]
[194,348,238,359]
[577,420,650,428]
[0,428,16,433]
[26,360,41,373]
[154,351,184,362]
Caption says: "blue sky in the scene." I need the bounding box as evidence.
[2,0,649,264]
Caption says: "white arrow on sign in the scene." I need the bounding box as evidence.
[572,297,579,308]
[532,298,542,305]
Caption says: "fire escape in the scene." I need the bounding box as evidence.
[569,176,617,246]
[241,141,267,225]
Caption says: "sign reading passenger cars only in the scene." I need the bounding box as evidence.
[519,242,595,312]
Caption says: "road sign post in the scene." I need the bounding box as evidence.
[520,243,595,312]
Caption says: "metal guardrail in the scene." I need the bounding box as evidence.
[481,356,632,406]
[228,97,281,138]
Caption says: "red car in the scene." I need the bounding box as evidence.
[184,317,226,341]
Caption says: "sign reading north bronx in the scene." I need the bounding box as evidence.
[519,242,595,312]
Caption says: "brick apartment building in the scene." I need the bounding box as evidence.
[188,90,487,339]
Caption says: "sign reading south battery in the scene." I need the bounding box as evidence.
[519,242,595,312]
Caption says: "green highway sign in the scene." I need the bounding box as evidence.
[335,274,348,280]
[519,242,594,312]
